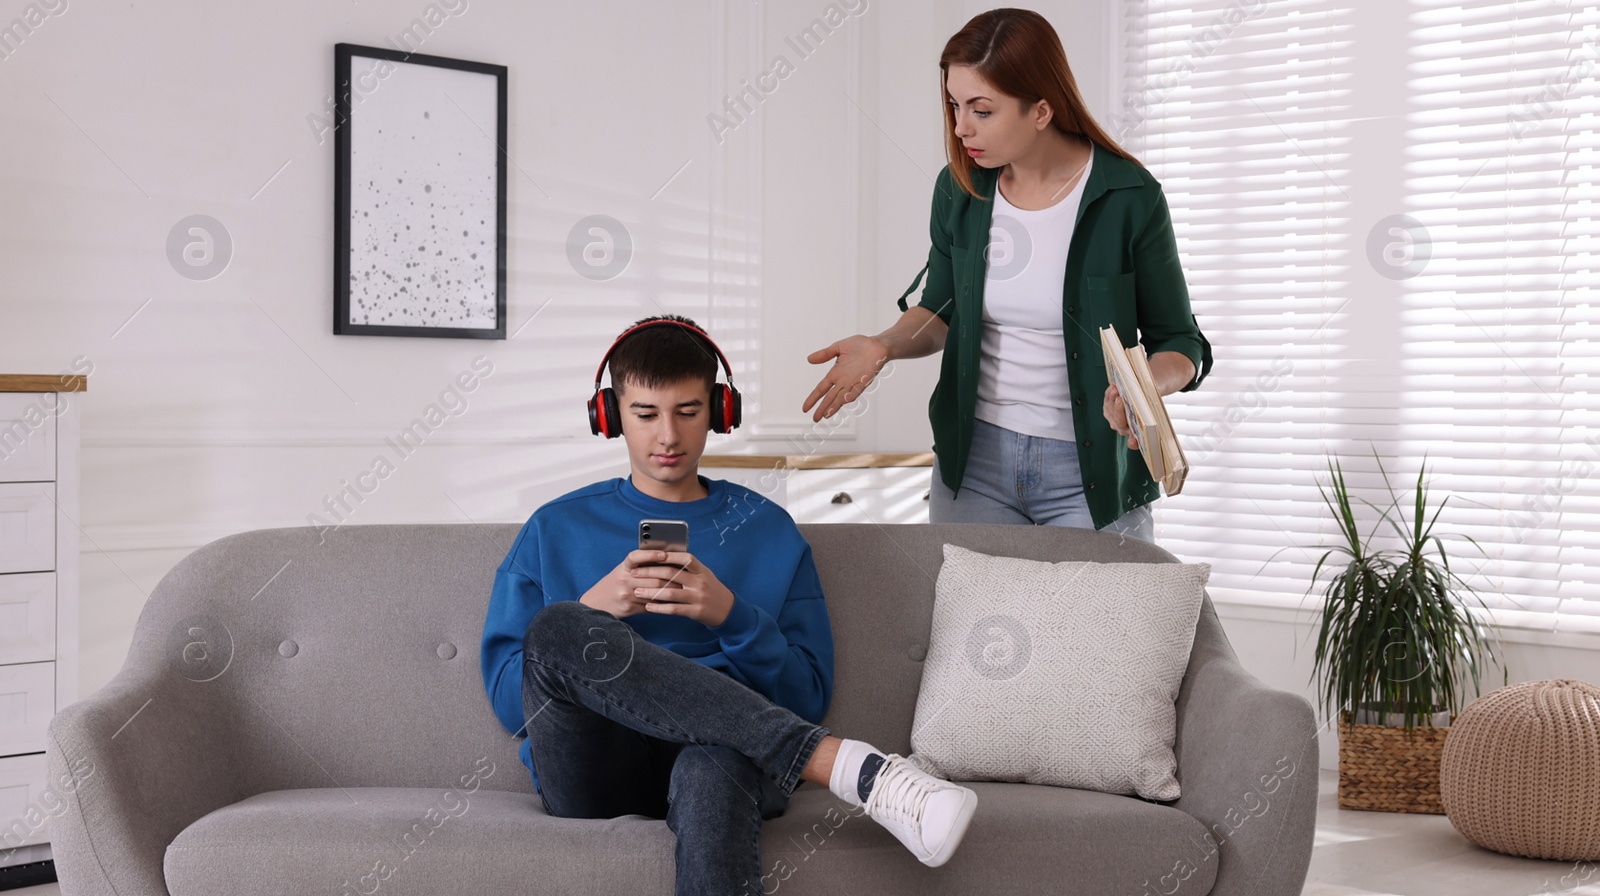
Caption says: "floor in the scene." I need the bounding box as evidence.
[1303,769,1600,896]
[10,769,1597,895]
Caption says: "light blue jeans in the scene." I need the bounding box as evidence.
[928,417,1157,543]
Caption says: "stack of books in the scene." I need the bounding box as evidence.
[1099,324,1189,496]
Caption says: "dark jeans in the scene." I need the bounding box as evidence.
[522,600,832,896]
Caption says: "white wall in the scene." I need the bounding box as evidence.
[0,0,1111,701]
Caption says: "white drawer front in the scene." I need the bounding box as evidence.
[0,664,54,757]
[0,486,53,575]
[0,753,53,851]
[786,466,932,524]
[788,482,931,524]
[0,575,55,665]
[0,396,55,485]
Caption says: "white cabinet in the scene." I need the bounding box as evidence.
[703,453,932,524]
[0,380,84,869]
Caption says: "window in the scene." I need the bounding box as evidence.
[1119,0,1600,633]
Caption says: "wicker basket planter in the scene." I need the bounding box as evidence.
[1308,454,1506,817]
[1337,710,1454,814]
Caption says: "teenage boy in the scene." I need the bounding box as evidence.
[480,315,978,894]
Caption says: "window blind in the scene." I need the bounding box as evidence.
[1118,0,1600,633]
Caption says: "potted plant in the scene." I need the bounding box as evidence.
[1302,447,1508,813]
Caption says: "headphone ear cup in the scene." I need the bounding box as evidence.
[709,384,740,433]
[589,388,621,438]
[708,385,727,434]
[599,387,622,438]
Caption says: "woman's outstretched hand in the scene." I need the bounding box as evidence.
[803,335,890,422]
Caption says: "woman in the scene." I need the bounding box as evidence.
[803,7,1211,543]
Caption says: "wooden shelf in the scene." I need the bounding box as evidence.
[0,375,87,393]
[701,452,933,470]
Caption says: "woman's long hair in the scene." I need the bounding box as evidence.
[940,8,1140,199]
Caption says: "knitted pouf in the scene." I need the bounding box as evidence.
[1439,678,1600,861]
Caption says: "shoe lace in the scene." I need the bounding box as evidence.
[863,754,933,826]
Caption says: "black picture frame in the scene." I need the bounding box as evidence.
[333,43,508,339]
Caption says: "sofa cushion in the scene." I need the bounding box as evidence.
[908,544,1209,800]
[163,783,1219,896]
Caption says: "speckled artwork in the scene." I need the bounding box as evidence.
[347,59,499,330]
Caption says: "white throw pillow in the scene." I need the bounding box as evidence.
[907,544,1209,801]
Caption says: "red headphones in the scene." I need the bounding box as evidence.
[588,319,742,439]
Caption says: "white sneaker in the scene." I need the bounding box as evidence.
[861,753,978,867]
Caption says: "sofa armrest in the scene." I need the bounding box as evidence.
[1170,599,1319,896]
[47,662,247,896]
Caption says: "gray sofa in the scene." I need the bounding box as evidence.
[46,522,1318,895]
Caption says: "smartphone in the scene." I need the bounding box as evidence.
[638,519,689,554]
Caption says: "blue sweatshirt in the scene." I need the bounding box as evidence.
[480,474,835,790]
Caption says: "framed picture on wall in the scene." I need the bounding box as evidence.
[333,43,508,339]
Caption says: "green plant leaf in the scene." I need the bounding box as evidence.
[1305,446,1509,734]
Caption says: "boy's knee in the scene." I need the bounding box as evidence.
[525,602,636,683]
[523,600,592,654]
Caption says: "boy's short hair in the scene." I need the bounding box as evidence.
[608,314,720,395]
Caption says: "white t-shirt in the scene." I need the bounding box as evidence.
[974,150,1093,441]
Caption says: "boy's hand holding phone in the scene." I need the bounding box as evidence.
[577,550,683,619]
[577,520,735,626]
[629,550,735,627]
